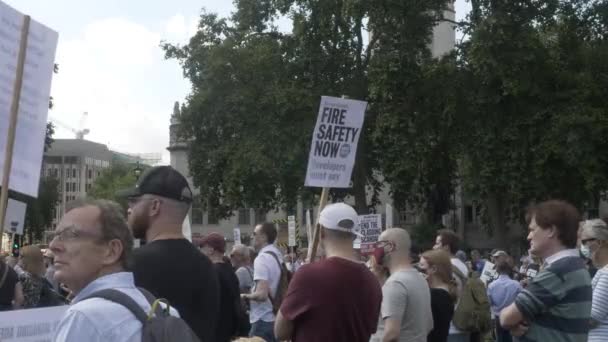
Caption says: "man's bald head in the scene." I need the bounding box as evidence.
[379,228,412,255]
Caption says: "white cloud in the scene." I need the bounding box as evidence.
[49,16,192,164]
[163,13,199,44]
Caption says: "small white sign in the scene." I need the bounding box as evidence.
[0,305,67,341]
[386,204,393,229]
[0,1,59,197]
[4,198,26,235]
[288,215,296,247]
[480,261,497,285]
[233,228,241,245]
[305,96,367,188]
[358,214,382,253]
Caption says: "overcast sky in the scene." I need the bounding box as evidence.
[5,0,470,163]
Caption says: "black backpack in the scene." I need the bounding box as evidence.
[84,288,200,342]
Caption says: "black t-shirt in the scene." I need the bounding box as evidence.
[428,288,455,342]
[0,263,18,308]
[131,239,220,342]
[214,261,241,342]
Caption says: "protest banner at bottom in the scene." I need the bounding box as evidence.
[0,305,67,341]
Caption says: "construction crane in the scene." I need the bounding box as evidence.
[49,112,90,140]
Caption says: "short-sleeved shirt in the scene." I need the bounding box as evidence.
[250,244,283,323]
[235,266,254,293]
[370,269,433,342]
[515,255,591,342]
[131,238,220,342]
[590,266,608,341]
[280,256,382,342]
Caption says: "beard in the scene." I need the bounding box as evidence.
[129,211,150,240]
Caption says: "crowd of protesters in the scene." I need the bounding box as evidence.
[0,166,606,342]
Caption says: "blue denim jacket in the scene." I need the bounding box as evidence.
[53,272,176,342]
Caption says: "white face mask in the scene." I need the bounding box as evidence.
[580,245,591,259]
[285,262,293,270]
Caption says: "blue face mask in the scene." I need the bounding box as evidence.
[580,245,592,259]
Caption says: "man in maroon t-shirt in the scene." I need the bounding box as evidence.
[274,203,382,342]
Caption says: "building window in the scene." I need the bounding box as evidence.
[207,210,219,225]
[72,169,77,178]
[238,208,250,225]
[254,209,266,224]
[72,182,77,192]
[192,208,203,225]
[464,205,473,223]
[88,169,92,179]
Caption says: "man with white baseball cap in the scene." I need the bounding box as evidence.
[274,203,382,342]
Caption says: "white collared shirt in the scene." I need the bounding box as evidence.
[250,244,283,323]
[54,272,178,342]
[545,249,580,266]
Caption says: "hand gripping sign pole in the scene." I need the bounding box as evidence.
[0,15,31,253]
[305,95,367,262]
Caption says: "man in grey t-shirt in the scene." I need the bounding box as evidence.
[231,244,254,293]
[371,228,433,342]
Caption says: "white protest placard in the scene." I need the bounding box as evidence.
[233,228,241,245]
[0,1,58,197]
[288,215,296,247]
[3,198,26,234]
[386,204,393,229]
[359,214,382,254]
[480,261,497,285]
[0,305,67,341]
[305,96,367,188]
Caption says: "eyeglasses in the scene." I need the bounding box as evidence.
[50,226,102,242]
[581,238,597,245]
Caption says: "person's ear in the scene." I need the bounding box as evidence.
[102,239,123,266]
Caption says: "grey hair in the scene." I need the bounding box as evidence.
[582,219,608,242]
[66,199,134,268]
[232,244,251,260]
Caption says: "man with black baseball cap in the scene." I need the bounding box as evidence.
[120,166,220,342]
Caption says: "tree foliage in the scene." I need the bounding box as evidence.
[88,161,141,210]
[166,0,608,242]
[456,0,608,243]
[165,0,451,219]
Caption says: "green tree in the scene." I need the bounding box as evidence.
[165,0,451,219]
[453,0,608,246]
[88,161,141,209]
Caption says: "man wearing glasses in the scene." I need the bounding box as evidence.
[120,166,220,342]
[51,199,178,341]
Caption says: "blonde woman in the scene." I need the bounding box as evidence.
[419,249,457,342]
[581,219,608,341]
[19,245,47,308]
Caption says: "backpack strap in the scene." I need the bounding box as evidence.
[263,251,283,307]
[137,287,166,317]
[83,289,148,324]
